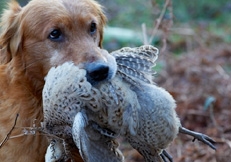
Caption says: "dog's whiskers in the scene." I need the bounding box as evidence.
[23,58,50,70]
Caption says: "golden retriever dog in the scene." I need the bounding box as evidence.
[0,0,116,161]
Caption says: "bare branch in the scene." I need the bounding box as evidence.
[0,114,19,149]
[149,0,171,44]
[142,23,149,45]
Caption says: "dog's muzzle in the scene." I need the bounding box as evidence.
[85,49,117,85]
[87,63,109,83]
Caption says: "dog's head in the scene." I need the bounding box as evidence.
[0,0,117,85]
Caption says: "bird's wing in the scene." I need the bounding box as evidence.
[111,45,158,86]
[42,62,91,137]
[72,111,124,162]
[110,45,181,161]
[128,83,180,147]
[95,77,141,136]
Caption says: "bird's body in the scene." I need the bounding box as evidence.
[42,45,215,162]
[126,83,180,162]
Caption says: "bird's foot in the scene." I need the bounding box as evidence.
[160,150,173,162]
[45,139,63,162]
[45,139,70,162]
[179,127,216,150]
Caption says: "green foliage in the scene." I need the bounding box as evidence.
[102,0,231,27]
[100,0,231,49]
[98,0,155,29]
[0,0,28,15]
[173,0,231,24]
[0,0,7,14]
[103,27,143,51]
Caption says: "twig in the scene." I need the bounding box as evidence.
[208,101,223,133]
[142,23,149,45]
[161,38,167,53]
[212,137,231,149]
[216,65,230,79]
[0,114,68,152]
[0,113,19,149]
[148,0,171,44]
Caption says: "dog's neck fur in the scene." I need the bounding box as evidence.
[0,57,47,160]
[5,56,44,98]
[0,52,44,131]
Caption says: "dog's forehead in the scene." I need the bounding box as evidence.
[20,0,102,36]
[62,0,101,24]
[24,0,100,15]
[22,0,100,26]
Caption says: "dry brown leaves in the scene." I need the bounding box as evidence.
[157,44,231,162]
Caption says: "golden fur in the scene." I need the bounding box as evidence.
[0,0,107,161]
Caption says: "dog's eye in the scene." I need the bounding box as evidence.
[90,22,97,35]
[48,29,63,41]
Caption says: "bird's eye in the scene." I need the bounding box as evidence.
[90,22,97,35]
[48,29,63,41]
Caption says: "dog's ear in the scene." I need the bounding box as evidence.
[0,1,22,63]
[96,4,107,48]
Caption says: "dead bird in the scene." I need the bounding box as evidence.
[42,45,215,162]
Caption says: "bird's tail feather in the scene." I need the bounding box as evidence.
[111,45,159,86]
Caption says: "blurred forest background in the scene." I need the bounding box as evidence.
[1,0,231,161]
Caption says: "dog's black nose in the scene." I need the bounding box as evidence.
[86,63,109,84]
